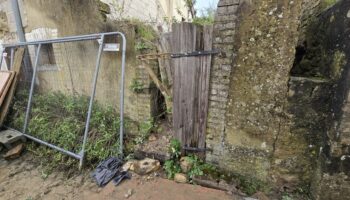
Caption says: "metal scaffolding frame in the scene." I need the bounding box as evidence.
[0,32,127,168]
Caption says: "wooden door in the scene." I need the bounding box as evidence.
[171,23,213,154]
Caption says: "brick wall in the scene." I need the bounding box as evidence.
[206,0,239,166]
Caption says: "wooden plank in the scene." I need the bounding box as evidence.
[0,71,12,95]
[0,48,25,126]
[172,23,182,141]
[0,72,15,107]
[171,22,213,155]
[142,60,171,98]
[197,25,213,153]
[158,33,173,86]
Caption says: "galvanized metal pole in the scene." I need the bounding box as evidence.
[119,33,126,158]
[3,32,126,166]
[11,0,25,42]
[11,0,32,80]
[10,48,14,69]
[23,44,41,134]
[0,49,4,69]
[79,35,105,169]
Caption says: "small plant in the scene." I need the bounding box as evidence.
[185,155,216,180]
[126,19,157,51]
[134,118,155,145]
[164,139,182,179]
[163,139,217,181]
[169,139,181,160]
[135,41,152,51]
[130,79,144,93]
[164,159,182,179]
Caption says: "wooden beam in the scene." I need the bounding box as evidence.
[0,48,25,126]
[0,71,12,96]
[0,71,15,107]
[136,53,171,61]
[141,60,172,98]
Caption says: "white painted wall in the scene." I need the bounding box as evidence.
[100,0,189,31]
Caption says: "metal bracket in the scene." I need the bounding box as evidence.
[171,49,220,58]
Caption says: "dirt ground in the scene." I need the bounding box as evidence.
[0,153,237,200]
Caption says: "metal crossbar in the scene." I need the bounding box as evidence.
[0,32,126,168]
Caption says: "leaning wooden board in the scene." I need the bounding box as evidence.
[0,71,15,107]
[0,48,24,125]
[0,71,12,95]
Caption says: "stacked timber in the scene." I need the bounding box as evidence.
[0,48,24,126]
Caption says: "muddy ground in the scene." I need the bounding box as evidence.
[0,153,237,200]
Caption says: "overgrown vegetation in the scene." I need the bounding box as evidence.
[164,139,182,179]
[163,139,216,182]
[5,90,144,171]
[163,141,269,195]
[192,4,215,26]
[129,78,144,93]
[133,118,154,145]
[185,155,216,181]
[125,19,158,52]
[184,0,215,26]
[192,15,214,26]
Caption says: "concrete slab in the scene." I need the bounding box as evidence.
[0,130,25,148]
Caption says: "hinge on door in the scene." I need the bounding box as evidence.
[171,49,220,58]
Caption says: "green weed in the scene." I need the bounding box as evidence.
[185,155,216,181]
[6,90,136,170]
[164,139,182,179]
[130,78,144,93]
[163,139,216,181]
[133,118,154,145]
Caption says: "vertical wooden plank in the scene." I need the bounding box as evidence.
[171,23,182,141]
[184,23,197,148]
[171,23,213,154]
[197,25,213,150]
[191,25,202,148]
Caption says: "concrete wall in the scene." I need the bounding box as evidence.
[206,0,311,187]
[0,0,170,123]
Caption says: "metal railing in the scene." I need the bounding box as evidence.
[0,32,126,168]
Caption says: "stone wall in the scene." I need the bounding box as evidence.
[206,1,350,196]
[298,1,350,198]
[206,0,313,188]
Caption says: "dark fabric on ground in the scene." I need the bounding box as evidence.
[113,171,131,186]
[92,157,129,187]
